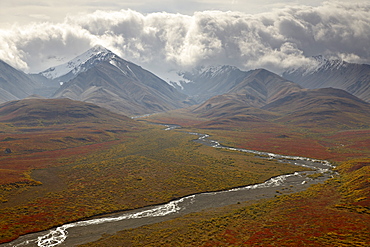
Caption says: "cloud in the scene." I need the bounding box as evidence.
[0,1,369,77]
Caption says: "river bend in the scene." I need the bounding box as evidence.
[2,124,334,247]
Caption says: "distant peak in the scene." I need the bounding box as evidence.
[312,55,344,67]
[88,45,113,55]
[200,64,239,72]
[190,65,241,77]
[40,45,116,80]
[284,55,347,76]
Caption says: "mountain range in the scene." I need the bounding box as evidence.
[171,65,250,104]
[0,46,369,119]
[191,87,370,130]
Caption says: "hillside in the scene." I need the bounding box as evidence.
[0,98,134,126]
[172,65,251,104]
[0,60,40,103]
[191,69,302,118]
[283,57,370,102]
[263,88,370,128]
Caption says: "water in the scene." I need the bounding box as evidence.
[2,125,334,247]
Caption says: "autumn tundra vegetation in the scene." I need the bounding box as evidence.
[0,98,369,246]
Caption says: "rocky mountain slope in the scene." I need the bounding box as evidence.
[50,46,189,116]
[283,56,370,102]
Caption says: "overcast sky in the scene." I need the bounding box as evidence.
[0,0,369,78]
[0,0,328,26]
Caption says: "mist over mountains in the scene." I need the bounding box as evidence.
[1,3,370,77]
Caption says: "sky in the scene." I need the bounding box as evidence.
[0,0,369,78]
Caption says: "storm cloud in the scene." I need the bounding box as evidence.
[1,1,369,77]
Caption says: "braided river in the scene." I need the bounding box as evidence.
[2,124,335,247]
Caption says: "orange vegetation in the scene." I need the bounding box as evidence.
[80,159,370,246]
[0,123,309,244]
[145,111,370,161]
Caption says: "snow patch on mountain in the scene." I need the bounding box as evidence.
[170,65,241,88]
[285,55,348,76]
[189,65,240,79]
[40,45,114,80]
[109,60,128,76]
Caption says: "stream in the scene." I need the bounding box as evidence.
[2,124,335,247]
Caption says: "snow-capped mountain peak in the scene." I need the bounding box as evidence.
[312,55,346,71]
[191,65,240,78]
[40,45,115,80]
[285,55,347,76]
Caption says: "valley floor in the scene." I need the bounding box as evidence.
[80,158,370,246]
[0,109,369,246]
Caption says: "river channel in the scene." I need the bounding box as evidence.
[2,124,335,247]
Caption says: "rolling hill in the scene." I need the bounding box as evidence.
[187,86,370,130]
[0,98,135,127]
[262,88,370,128]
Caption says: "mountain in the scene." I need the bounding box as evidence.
[190,87,370,130]
[262,88,370,128]
[283,56,370,102]
[27,73,60,98]
[227,69,303,105]
[0,60,40,103]
[191,69,302,118]
[172,65,250,104]
[50,46,188,116]
[39,45,114,83]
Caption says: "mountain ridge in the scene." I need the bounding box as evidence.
[283,56,370,102]
[191,68,303,118]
